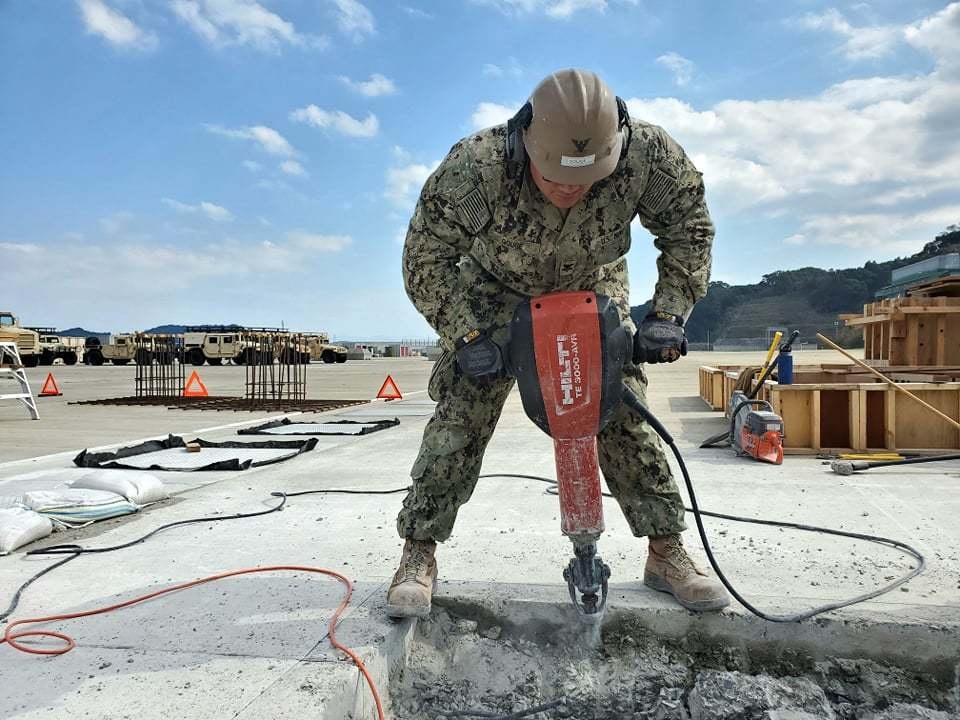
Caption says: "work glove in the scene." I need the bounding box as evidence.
[454,329,505,382]
[633,311,687,364]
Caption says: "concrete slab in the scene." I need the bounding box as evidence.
[1,350,958,719]
[3,646,298,720]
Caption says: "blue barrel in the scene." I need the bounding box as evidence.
[778,350,794,384]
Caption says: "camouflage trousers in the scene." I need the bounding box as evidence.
[396,352,688,542]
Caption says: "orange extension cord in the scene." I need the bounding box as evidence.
[0,565,385,720]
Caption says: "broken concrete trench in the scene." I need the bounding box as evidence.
[379,593,959,720]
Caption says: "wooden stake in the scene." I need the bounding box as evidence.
[816,333,960,433]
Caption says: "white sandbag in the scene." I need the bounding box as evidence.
[20,488,139,527]
[69,470,168,505]
[0,507,54,555]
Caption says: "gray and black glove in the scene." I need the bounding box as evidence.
[454,329,505,381]
[633,311,687,364]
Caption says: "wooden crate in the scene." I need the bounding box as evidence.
[769,382,960,453]
[841,296,960,366]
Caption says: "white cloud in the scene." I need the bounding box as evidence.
[0,242,41,254]
[904,2,960,78]
[206,124,297,156]
[171,0,327,51]
[242,160,262,172]
[401,5,434,20]
[470,101,520,130]
[621,4,960,251]
[287,230,352,252]
[289,105,379,138]
[799,206,960,250]
[472,0,609,18]
[279,160,308,177]
[99,211,135,234]
[331,0,375,40]
[385,161,439,207]
[76,0,157,50]
[656,51,694,86]
[162,198,234,222]
[482,57,522,78]
[795,8,900,60]
[338,73,397,97]
[544,0,605,18]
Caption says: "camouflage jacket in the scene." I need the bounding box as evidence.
[402,121,714,349]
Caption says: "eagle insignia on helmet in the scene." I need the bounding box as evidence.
[571,138,591,152]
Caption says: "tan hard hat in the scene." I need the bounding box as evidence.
[522,68,622,185]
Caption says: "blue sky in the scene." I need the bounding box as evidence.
[2,1,958,338]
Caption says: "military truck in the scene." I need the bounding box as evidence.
[183,326,254,366]
[85,334,137,365]
[26,328,79,366]
[305,333,349,364]
[86,333,177,365]
[0,311,41,367]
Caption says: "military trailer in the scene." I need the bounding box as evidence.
[0,311,41,367]
[26,327,79,366]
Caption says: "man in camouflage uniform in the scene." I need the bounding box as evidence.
[387,69,728,617]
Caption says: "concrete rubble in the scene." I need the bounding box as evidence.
[390,606,956,720]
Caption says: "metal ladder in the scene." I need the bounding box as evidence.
[0,342,39,420]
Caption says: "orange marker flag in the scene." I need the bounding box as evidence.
[183,370,209,398]
[376,375,402,400]
[39,373,62,397]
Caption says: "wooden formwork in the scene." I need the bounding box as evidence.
[699,363,960,453]
[698,366,726,410]
[698,365,772,414]
[770,382,960,454]
[840,296,960,367]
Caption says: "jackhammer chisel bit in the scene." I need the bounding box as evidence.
[563,542,611,616]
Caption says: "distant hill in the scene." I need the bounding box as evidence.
[145,324,188,334]
[631,226,960,347]
[58,327,109,338]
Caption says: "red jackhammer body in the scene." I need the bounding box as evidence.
[506,291,631,617]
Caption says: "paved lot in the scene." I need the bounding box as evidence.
[0,358,434,462]
[1,352,957,718]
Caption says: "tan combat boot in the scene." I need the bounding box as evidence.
[385,539,438,619]
[644,534,730,611]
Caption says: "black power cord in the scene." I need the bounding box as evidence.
[481,469,925,622]
[622,388,925,622]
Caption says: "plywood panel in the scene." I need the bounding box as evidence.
[865,390,886,449]
[820,390,851,449]
[775,390,813,449]
[894,387,960,449]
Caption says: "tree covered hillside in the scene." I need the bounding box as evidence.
[632,226,960,346]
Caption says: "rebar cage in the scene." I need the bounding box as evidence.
[134,333,185,398]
